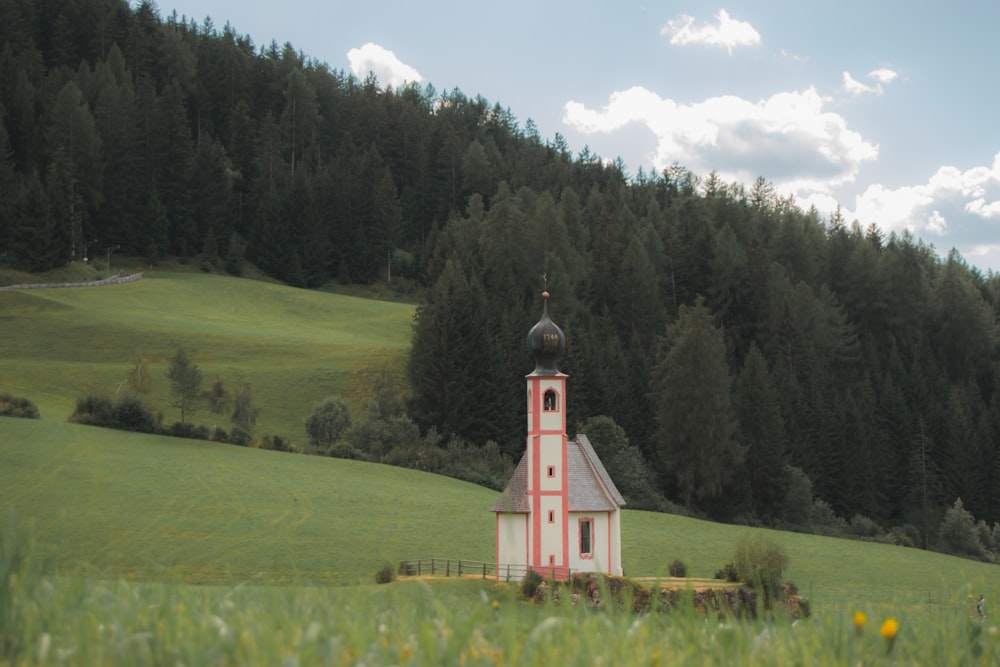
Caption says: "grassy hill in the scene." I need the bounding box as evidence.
[2,417,996,611]
[1,270,997,613]
[0,269,415,443]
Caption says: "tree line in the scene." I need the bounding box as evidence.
[4,0,1000,553]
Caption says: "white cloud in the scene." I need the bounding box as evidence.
[843,68,898,96]
[842,71,880,96]
[563,86,877,199]
[845,152,1000,264]
[346,42,422,88]
[661,9,761,54]
[868,68,898,84]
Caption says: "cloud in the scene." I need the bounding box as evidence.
[563,86,877,198]
[842,68,898,96]
[846,152,1000,263]
[347,42,422,88]
[661,9,761,54]
[868,68,898,84]
[842,72,881,96]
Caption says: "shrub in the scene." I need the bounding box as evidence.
[229,428,252,447]
[733,534,789,608]
[111,395,156,433]
[70,395,114,426]
[810,498,848,536]
[520,570,544,600]
[668,559,687,577]
[210,427,229,443]
[715,562,740,582]
[261,434,296,453]
[846,514,882,538]
[937,498,986,559]
[166,422,210,440]
[375,563,396,584]
[304,398,351,451]
[0,393,40,419]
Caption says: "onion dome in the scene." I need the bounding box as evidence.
[527,290,566,374]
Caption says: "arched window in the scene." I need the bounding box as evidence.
[543,389,558,411]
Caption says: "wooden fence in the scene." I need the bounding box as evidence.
[398,558,574,581]
[0,272,144,291]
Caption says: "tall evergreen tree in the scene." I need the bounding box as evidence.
[734,343,788,521]
[45,80,103,255]
[651,296,744,511]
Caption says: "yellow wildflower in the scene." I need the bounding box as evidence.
[853,611,866,636]
[881,617,899,653]
[492,600,500,610]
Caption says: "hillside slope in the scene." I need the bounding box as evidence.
[0,271,415,442]
[1,417,995,607]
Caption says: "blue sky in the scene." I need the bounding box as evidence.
[162,1,1000,273]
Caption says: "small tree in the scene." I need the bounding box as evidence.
[203,377,232,430]
[733,533,789,608]
[167,348,202,423]
[305,398,352,451]
[937,498,985,559]
[231,382,259,437]
[125,353,152,397]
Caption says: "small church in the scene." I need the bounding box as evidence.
[491,290,626,579]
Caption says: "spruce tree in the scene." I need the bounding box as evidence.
[651,296,743,511]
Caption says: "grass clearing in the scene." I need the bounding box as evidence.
[0,271,414,442]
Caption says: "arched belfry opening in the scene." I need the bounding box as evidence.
[543,389,558,411]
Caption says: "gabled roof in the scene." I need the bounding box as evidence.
[490,433,626,513]
[572,433,627,509]
[490,454,530,513]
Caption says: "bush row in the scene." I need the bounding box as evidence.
[68,394,282,451]
[0,393,40,419]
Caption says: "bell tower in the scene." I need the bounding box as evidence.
[524,289,569,575]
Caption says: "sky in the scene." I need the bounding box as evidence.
[161,0,1000,273]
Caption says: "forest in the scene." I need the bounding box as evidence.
[3,0,1000,552]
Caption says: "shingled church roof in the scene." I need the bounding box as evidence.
[490,433,626,513]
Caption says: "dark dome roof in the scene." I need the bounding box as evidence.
[527,290,565,374]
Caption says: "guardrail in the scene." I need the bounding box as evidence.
[398,558,574,581]
[0,272,143,291]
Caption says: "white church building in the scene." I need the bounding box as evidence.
[491,290,626,579]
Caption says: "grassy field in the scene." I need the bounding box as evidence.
[3,418,999,665]
[2,417,996,608]
[0,269,415,443]
[3,268,1000,664]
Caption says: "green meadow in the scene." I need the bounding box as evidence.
[0,269,415,443]
[2,270,999,664]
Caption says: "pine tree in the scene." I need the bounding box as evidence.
[734,343,788,521]
[651,296,744,511]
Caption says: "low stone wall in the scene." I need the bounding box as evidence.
[0,272,143,291]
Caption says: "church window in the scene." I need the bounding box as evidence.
[543,389,557,411]
[547,465,556,478]
[548,510,555,523]
[579,518,593,558]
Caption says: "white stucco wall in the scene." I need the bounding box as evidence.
[567,511,622,576]
[496,513,528,579]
